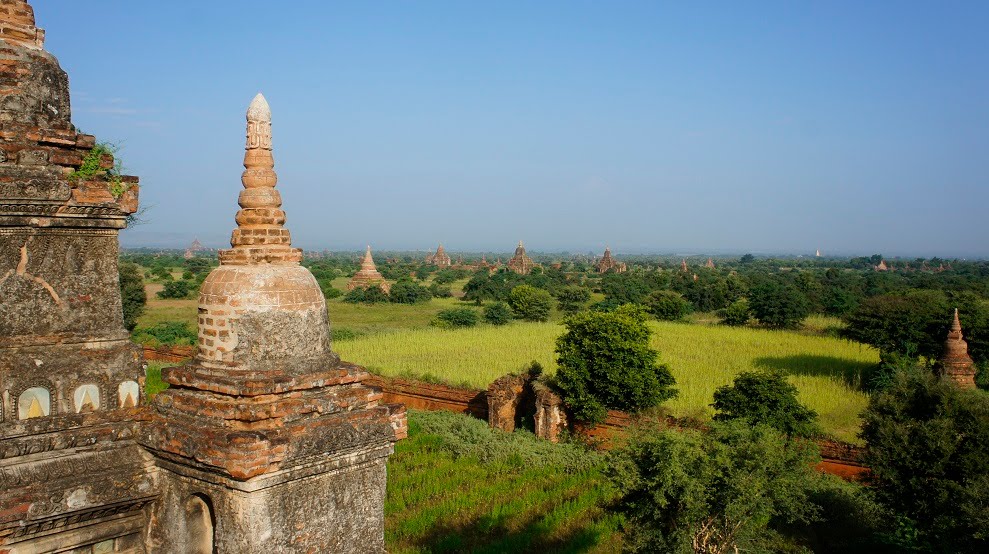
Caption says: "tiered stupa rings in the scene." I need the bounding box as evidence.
[195,94,333,369]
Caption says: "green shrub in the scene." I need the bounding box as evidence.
[389,279,432,304]
[319,280,342,299]
[749,280,810,329]
[429,282,453,298]
[555,304,677,422]
[483,302,512,325]
[132,321,197,347]
[719,298,751,326]
[344,285,389,304]
[156,278,195,299]
[412,409,601,473]
[860,368,989,551]
[508,284,553,322]
[118,262,146,332]
[608,421,821,553]
[144,362,172,398]
[644,290,690,321]
[555,285,591,314]
[712,370,820,438]
[434,307,479,328]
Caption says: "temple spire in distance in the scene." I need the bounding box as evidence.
[220,93,302,265]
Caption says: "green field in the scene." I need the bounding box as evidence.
[136,276,877,442]
[385,410,621,553]
[336,320,876,443]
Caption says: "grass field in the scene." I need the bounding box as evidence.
[136,275,876,442]
[336,320,877,443]
[385,410,621,553]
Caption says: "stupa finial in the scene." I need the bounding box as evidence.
[219,93,301,265]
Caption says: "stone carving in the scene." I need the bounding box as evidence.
[348,244,391,293]
[73,384,100,413]
[507,240,537,275]
[0,3,149,550]
[939,309,977,389]
[17,386,49,419]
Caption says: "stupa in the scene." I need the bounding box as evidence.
[425,243,452,267]
[507,240,536,275]
[142,94,405,552]
[595,247,627,273]
[348,244,390,293]
[939,309,977,389]
[705,258,716,269]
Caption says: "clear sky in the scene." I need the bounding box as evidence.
[37,1,989,257]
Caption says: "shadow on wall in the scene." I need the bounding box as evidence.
[753,355,875,389]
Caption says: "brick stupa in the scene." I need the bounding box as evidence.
[348,244,390,293]
[425,243,452,267]
[142,94,405,552]
[939,309,977,389]
[595,247,626,274]
[507,240,536,275]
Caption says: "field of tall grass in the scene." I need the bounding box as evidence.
[386,410,621,553]
[336,321,877,443]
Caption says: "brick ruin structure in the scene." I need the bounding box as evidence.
[938,309,977,389]
[0,1,149,551]
[348,244,390,293]
[595,247,626,274]
[1,4,405,551]
[506,240,536,275]
[142,93,406,552]
[424,243,451,267]
[704,257,715,269]
[680,259,688,272]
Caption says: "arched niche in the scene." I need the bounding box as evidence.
[184,494,216,554]
[73,384,101,413]
[18,387,51,419]
[118,381,140,408]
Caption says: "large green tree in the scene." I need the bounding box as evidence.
[555,305,677,422]
[748,280,810,329]
[118,261,146,331]
[861,369,989,551]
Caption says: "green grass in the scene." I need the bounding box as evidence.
[336,321,877,443]
[144,361,174,398]
[385,410,621,553]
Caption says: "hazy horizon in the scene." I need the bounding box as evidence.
[39,1,988,258]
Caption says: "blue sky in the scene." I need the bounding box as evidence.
[37,1,989,257]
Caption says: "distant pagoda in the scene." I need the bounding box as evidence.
[939,309,977,389]
[680,259,688,272]
[425,243,452,267]
[348,245,390,293]
[507,240,536,275]
[595,247,626,274]
[704,258,715,269]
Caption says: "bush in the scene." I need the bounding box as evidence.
[429,282,453,298]
[712,370,820,438]
[132,321,198,347]
[555,285,591,314]
[860,368,989,551]
[749,280,810,329]
[318,280,342,299]
[644,290,690,321]
[434,307,479,328]
[157,278,195,299]
[118,262,146,331]
[608,421,821,553]
[483,302,512,325]
[508,284,553,322]
[389,279,432,304]
[719,298,751,326]
[555,305,677,422]
[343,285,389,304]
